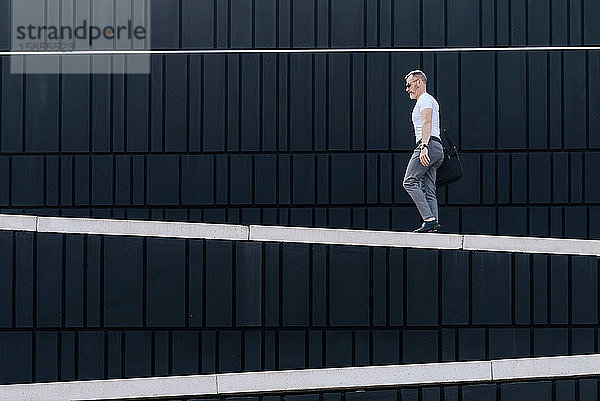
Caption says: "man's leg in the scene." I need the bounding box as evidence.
[421,142,445,220]
[421,172,438,220]
[403,149,435,220]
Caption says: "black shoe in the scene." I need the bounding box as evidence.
[413,219,442,233]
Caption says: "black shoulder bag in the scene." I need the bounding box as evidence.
[435,129,463,187]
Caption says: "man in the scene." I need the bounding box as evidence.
[403,70,444,233]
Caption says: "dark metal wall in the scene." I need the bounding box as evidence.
[3,0,600,49]
[1,0,600,392]
[0,232,598,384]
[0,0,599,237]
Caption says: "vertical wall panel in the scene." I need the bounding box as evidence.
[366,54,389,150]
[0,332,32,384]
[36,332,58,382]
[572,256,598,324]
[290,55,313,151]
[147,155,179,205]
[91,156,113,206]
[441,251,469,324]
[550,256,569,324]
[407,250,438,326]
[127,75,149,152]
[0,2,8,50]
[472,252,511,324]
[447,0,479,46]
[112,73,125,152]
[65,235,84,327]
[585,0,600,44]
[203,55,226,151]
[332,0,363,47]
[172,331,198,374]
[393,0,419,46]
[230,154,253,204]
[62,75,89,151]
[564,52,587,149]
[15,232,34,328]
[236,242,262,326]
[78,331,104,380]
[231,0,252,48]
[282,244,309,326]
[423,0,445,46]
[255,0,277,47]
[293,0,315,47]
[529,0,550,45]
[461,53,495,149]
[292,155,315,204]
[331,154,364,204]
[36,234,62,327]
[12,156,43,206]
[0,232,12,327]
[26,75,59,152]
[91,72,110,152]
[489,328,530,359]
[182,0,214,48]
[151,0,180,48]
[227,56,241,152]
[528,53,549,148]
[262,54,278,150]
[104,237,144,327]
[497,53,526,149]
[124,332,152,377]
[403,330,438,363]
[328,55,351,150]
[147,238,186,327]
[279,331,306,369]
[241,55,260,150]
[182,155,213,205]
[1,60,23,152]
[165,56,188,152]
[205,241,233,326]
[436,53,459,145]
[330,246,369,326]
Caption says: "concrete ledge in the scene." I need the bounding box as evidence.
[4,355,600,400]
[492,354,600,381]
[249,225,464,250]
[0,374,218,401]
[218,361,491,394]
[37,217,249,241]
[0,214,599,256]
[463,234,600,256]
[0,214,37,232]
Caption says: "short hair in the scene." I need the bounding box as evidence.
[405,69,427,83]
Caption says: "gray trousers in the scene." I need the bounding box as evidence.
[403,141,444,221]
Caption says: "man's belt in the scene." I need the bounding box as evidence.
[417,136,442,146]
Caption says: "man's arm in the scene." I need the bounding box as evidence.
[419,108,433,166]
[421,108,433,145]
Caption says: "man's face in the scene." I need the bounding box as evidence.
[405,75,420,99]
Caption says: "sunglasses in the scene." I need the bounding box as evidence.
[405,79,420,88]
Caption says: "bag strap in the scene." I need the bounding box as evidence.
[441,128,457,148]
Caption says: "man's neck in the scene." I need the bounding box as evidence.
[416,90,427,99]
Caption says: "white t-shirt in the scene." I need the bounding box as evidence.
[411,92,441,143]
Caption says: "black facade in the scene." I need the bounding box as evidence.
[1,0,600,393]
[0,232,599,384]
[0,0,599,238]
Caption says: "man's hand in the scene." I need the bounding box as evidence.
[419,146,430,166]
